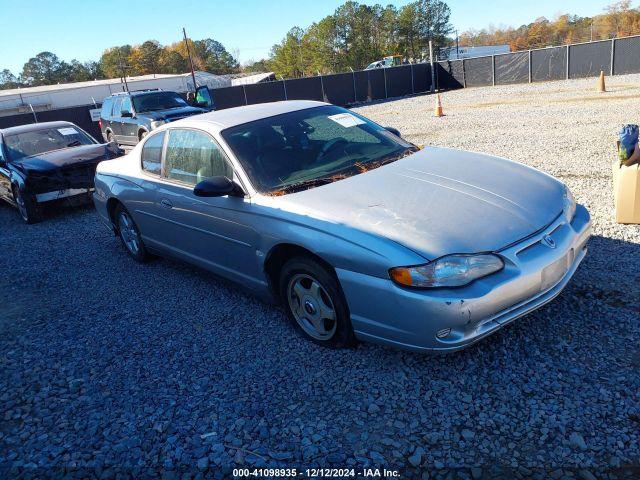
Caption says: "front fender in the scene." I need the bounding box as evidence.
[8,166,27,193]
[254,208,426,279]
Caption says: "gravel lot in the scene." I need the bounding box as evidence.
[1,75,639,479]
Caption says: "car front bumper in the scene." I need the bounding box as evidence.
[336,204,591,353]
[35,187,94,203]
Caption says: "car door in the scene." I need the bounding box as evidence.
[119,96,138,145]
[128,130,167,245]
[152,127,261,287]
[0,141,12,202]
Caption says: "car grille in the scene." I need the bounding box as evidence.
[60,163,97,182]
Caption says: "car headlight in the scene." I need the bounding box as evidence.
[563,186,576,221]
[389,254,504,288]
[150,120,166,129]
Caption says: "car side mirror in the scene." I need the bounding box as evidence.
[195,86,214,109]
[384,126,401,138]
[194,176,244,198]
[121,111,133,118]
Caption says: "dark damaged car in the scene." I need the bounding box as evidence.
[0,121,122,223]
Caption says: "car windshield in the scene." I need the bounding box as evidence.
[222,105,418,194]
[133,92,189,113]
[4,126,95,161]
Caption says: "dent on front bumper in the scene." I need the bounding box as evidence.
[337,204,592,353]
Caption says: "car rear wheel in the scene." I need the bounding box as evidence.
[138,130,148,141]
[106,131,114,143]
[13,186,40,224]
[279,257,356,348]
[114,204,149,263]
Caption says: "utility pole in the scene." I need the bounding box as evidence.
[117,51,130,93]
[183,27,198,90]
[456,29,459,59]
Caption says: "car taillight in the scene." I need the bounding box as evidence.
[98,119,102,130]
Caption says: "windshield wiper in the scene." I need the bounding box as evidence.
[272,176,339,195]
[269,147,419,196]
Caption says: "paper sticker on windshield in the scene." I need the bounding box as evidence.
[328,113,365,128]
[58,127,78,135]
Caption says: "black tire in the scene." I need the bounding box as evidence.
[106,131,114,143]
[138,130,148,141]
[279,256,356,348]
[113,203,150,263]
[12,186,40,224]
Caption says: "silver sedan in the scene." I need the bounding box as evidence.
[93,100,591,352]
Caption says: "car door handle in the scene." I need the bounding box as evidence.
[160,199,173,209]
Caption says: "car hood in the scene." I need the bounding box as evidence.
[272,147,565,260]
[139,106,206,121]
[17,143,119,172]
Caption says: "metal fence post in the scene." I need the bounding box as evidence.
[462,59,467,88]
[319,72,326,102]
[491,55,496,86]
[566,45,570,80]
[410,63,415,94]
[242,85,248,105]
[29,103,38,123]
[528,50,532,83]
[429,40,435,92]
[610,38,616,76]
[281,76,288,100]
[350,67,356,103]
[383,68,388,98]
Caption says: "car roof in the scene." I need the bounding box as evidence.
[172,100,330,131]
[108,89,175,98]
[0,121,76,136]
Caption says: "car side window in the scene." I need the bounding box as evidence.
[164,129,233,186]
[101,98,113,118]
[112,97,123,117]
[121,97,132,114]
[141,132,165,175]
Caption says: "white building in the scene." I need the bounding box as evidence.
[0,71,272,118]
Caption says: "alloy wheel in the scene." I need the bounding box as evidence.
[118,211,140,255]
[287,273,337,340]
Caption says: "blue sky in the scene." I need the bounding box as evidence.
[0,0,617,74]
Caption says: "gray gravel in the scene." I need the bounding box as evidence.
[1,75,640,478]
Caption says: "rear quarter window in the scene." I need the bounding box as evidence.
[101,98,114,118]
[112,98,123,117]
[141,132,165,175]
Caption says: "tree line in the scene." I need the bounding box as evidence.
[0,38,240,91]
[459,1,640,51]
[262,0,452,78]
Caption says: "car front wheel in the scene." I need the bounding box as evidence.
[114,204,149,263]
[13,186,40,224]
[279,257,356,348]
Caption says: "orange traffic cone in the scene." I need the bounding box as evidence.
[597,71,606,93]
[434,93,444,117]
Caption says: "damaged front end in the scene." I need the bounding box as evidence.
[19,142,122,204]
[26,161,99,203]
